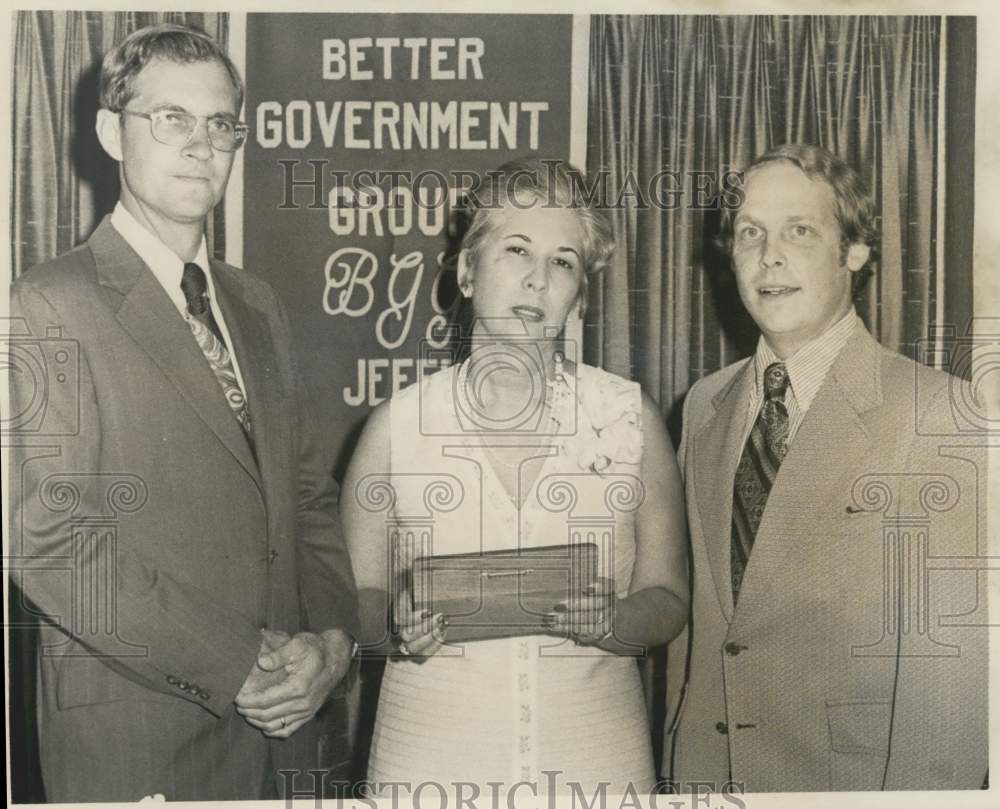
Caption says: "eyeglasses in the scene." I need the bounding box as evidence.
[120,109,248,152]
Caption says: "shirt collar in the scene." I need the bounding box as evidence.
[753,310,860,410]
[110,202,211,316]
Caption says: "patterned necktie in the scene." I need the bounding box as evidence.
[180,263,252,437]
[731,362,790,601]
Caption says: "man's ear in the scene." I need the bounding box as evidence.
[457,249,474,297]
[845,242,871,273]
[96,108,124,162]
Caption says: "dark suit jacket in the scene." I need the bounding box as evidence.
[666,323,987,791]
[9,217,358,801]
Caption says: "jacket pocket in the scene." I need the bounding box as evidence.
[825,699,892,789]
[826,699,892,752]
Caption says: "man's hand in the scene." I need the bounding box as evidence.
[234,629,355,739]
[238,629,292,701]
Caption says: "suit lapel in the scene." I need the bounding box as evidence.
[693,359,755,623]
[88,218,262,490]
[211,263,287,511]
[732,325,884,623]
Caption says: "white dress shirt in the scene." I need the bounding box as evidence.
[110,202,249,397]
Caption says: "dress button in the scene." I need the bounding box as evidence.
[179,680,190,691]
[200,691,210,700]
[716,721,729,734]
[166,675,178,685]
[268,549,278,564]
[724,642,744,656]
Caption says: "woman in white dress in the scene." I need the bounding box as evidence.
[342,158,688,796]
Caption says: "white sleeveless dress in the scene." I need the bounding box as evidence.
[366,362,655,794]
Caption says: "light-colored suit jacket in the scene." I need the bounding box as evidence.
[9,217,358,801]
[666,323,987,792]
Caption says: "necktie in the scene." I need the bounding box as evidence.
[180,263,252,437]
[731,362,789,601]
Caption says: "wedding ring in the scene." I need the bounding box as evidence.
[280,716,287,729]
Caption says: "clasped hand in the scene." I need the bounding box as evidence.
[235,627,353,738]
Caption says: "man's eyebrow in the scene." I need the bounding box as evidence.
[145,102,237,120]
[733,211,762,226]
[146,102,188,113]
[734,213,819,226]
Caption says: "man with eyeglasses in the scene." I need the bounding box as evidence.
[10,23,358,801]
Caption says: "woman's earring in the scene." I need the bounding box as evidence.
[460,282,474,298]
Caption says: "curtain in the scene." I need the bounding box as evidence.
[11,11,230,280]
[8,13,230,802]
[586,16,951,421]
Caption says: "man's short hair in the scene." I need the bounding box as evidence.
[718,144,879,291]
[99,23,244,114]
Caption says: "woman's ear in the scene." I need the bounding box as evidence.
[457,249,475,298]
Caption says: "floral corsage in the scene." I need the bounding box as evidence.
[555,368,642,474]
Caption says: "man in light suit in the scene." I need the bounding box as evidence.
[9,24,358,801]
[667,144,987,791]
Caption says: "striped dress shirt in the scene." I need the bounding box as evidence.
[741,310,861,449]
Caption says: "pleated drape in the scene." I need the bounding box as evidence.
[586,16,948,418]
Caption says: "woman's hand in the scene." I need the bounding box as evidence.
[386,518,447,658]
[393,591,448,659]
[546,577,616,646]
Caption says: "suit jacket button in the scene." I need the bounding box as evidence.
[716,722,729,734]
[724,642,744,656]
